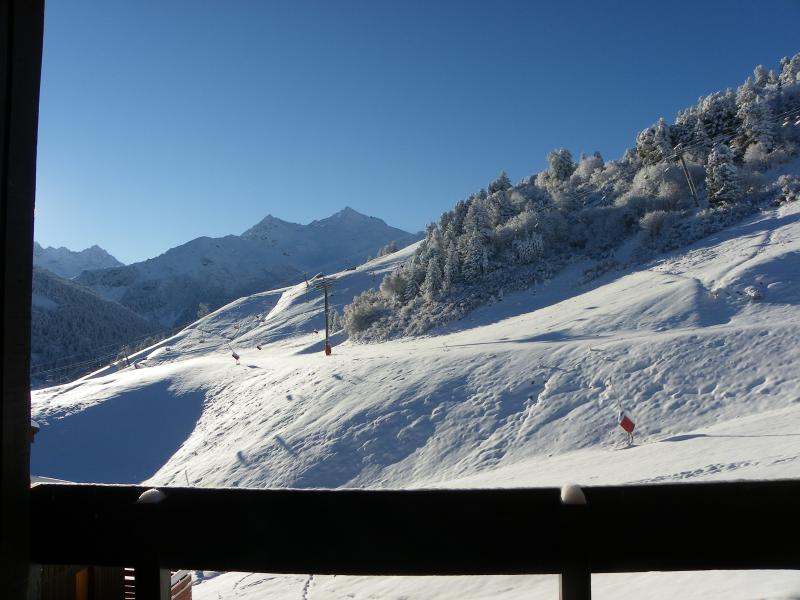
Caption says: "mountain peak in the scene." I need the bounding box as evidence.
[32,242,123,279]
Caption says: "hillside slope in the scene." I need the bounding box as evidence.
[30,202,800,599]
[30,267,160,388]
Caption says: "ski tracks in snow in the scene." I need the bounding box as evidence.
[301,574,314,600]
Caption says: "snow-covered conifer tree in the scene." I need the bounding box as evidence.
[688,119,713,162]
[464,198,491,241]
[422,256,443,301]
[488,170,512,194]
[636,118,673,165]
[754,64,769,89]
[442,246,458,293]
[488,190,516,226]
[706,143,742,206]
[698,90,737,139]
[779,53,800,87]
[512,233,544,264]
[461,233,487,281]
[546,148,576,181]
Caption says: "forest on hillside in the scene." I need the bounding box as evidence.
[344,53,800,340]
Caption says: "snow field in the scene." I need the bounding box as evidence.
[30,202,800,598]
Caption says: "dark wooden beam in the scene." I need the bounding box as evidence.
[30,481,800,575]
[0,1,45,598]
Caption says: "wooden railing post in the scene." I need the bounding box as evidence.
[559,567,591,600]
[134,561,170,600]
[559,484,591,600]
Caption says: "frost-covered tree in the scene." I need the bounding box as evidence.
[463,198,492,240]
[196,302,210,319]
[377,241,398,257]
[461,233,488,281]
[422,256,443,301]
[488,170,512,194]
[636,118,673,165]
[698,90,737,139]
[442,246,459,293]
[328,307,343,332]
[731,79,776,159]
[512,233,544,264]
[546,148,576,181]
[754,64,769,89]
[706,143,742,206]
[448,199,469,237]
[779,54,800,87]
[488,190,516,226]
[571,151,604,183]
[380,269,409,303]
[343,290,388,334]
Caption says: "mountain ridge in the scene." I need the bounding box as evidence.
[33,241,123,279]
[76,207,418,328]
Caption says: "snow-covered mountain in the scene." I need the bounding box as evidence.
[30,267,160,388]
[30,198,800,599]
[33,242,123,279]
[75,207,416,328]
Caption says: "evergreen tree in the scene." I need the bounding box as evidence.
[461,233,487,282]
[488,170,512,194]
[733,96,776,157]
[512,233,544,264]
[754,64,769,89]
[442,246,458,293]
[546,148,576,181]
[464,198,492,240]
[698,90,737,139]
[449,199,469,236]
[706,143,742,206]
[779,53,800,87]
[687,118,713,162]
[488,190,516,226]
[636,118,673,165]
[422,256,443,301]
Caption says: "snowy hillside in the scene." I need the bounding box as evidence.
[30,267,160,388]
[33,241,123,279]
[75,207,416,328]
[30,198,800,598]
[343,53,800,340]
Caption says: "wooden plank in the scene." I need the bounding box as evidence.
[29,481,800,575]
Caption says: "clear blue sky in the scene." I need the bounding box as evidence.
[35,0,800,263]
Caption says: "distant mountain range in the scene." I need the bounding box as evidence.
[73,207,417,327]
[33,242,123,279]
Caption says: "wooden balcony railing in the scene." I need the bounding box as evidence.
[29,480,800,600]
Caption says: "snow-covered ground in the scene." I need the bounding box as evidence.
[31,202,800,599]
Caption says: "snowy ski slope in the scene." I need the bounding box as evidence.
[31,201,800,599]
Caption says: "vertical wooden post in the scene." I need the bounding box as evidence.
[134,562,170,600]
[559,485,591,600]
[559,567,591,600]
[0,1,44,599]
